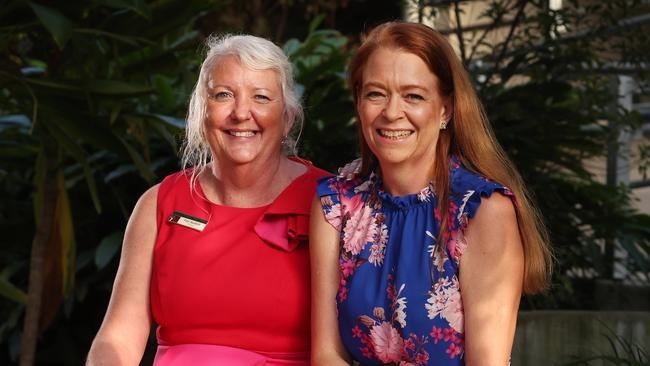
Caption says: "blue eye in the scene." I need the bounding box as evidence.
[366,91,384,99]
[212,91,232,100]
[254,94,271,102]
[406,93,424,101]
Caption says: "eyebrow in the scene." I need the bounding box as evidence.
[207,84,275,94]
[400,84,429,92]
[208,83,230,90]
[362,81,430,92]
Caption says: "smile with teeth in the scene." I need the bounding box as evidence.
[378,129,413,139]
[227,130,257,137]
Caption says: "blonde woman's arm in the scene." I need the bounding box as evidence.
[460,193,524,366]
[86,185,159,366]
[310,194,351,366]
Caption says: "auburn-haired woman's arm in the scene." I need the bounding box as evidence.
[460,193,524,366]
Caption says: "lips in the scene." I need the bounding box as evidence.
[377,129,414,140]
[226,130,257,137]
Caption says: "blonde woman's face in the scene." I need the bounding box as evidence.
[358,48,448,175]
[205,55,287,167]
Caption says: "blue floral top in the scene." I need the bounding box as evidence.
[317,157,513,365]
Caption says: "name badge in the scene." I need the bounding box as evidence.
[168,211,208,232]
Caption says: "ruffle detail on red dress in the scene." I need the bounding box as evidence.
[253,158,330,252]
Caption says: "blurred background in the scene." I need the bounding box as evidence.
[0,0,648,365]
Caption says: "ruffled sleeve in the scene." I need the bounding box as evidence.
[253,162,330,252]
[447,162,515,260]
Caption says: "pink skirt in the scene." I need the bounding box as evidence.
[153,344,310,366]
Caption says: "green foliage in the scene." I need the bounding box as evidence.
[0,1,356,362]
[0,0,649,363]
[0,0,219,363]
[431,0,650,307]
[287,16,357,171]
[94,231,123,270]
[561,325,648,365]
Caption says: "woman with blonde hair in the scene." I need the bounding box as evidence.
[88,34,328,365]
[311,22,552,365]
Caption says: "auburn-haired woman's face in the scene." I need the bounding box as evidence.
[357,48,449,173]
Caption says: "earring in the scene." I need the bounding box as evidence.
[440,120,448,130]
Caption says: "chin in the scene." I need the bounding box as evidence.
[223,152,261,165]
[372,149,414,166]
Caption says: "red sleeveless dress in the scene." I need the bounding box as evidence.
[151,160,329,363]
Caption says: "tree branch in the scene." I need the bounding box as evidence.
[453,0,467,65]
[480,0,528,88]
[467,0,515,62]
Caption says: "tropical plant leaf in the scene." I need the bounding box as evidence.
[118,136,155,184]
[146,113,186,129]
[0,114,31,129]
[104,164,137,183]
[95,0,152,20]
[28,2,73,48]
[73,28,153,47]
[83,80,152,95]
[42,122,102,213]
[38,169,76,330]
[95,231,123,270]
[152,74,175,109]
[0,277,27,305]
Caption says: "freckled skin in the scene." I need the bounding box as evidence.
[358,48,449,186]
[205,56,288,167]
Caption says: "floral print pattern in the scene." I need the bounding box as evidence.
[317,156,513,365]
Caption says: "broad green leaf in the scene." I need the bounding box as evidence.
[153,74,175,109]
[43,122,102,213]
[95,231,123,270]
[308,14,325,34]
[39,105,128,157]
[76,250,94,273]
[74,28,153,46]
[147,120,178,153]
[118,136,155,184]
[0,277,27,305]
[145,113,186,129]
[36,169,76,329]
[84,80,152,95]
[166,30,199,50]
[0,141,39,158]
[283,38,301,58]
[96,0,152,20]
[54,172,76,297]
[104,164,137,183]
[0,114,31,128]
[24,77,80,92]
[28,2,73,48]
[109,102,123,125]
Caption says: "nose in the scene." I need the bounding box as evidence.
[382,95,404,122]
[231,97,252,121]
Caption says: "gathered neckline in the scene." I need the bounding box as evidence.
[370,172,436,209]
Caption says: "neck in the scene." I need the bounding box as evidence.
[379,159,435,197]
[203,155,294,207]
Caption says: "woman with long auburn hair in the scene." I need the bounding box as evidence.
[310,22,552,365]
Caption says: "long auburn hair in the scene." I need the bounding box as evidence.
[348,22,552,294]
